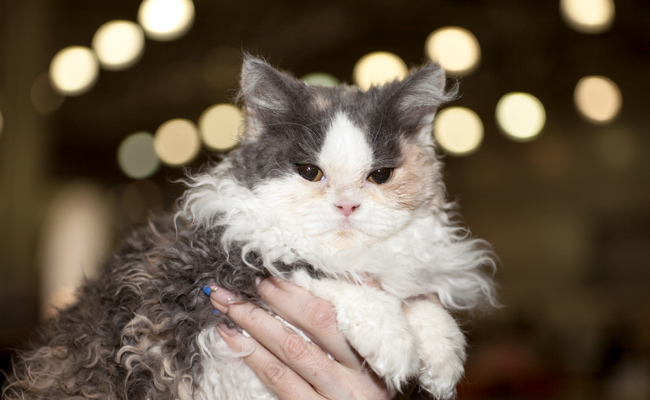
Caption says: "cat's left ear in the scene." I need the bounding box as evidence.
[391,64,456,142]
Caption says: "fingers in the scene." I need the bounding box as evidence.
[256,277,364,371]
[216,323,322,400]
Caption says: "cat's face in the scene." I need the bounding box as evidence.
[233,57,453,250]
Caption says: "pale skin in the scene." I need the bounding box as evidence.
[208,277,443,400]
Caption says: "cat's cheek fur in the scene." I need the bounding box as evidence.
[372,140,442,212]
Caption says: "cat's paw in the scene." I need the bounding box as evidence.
[404,299,466,400]
[336,290,421,390]
[295,275,420,391]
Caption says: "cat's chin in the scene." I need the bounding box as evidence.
[312,227,378,252]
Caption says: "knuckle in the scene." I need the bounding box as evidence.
[281,333,311,363]
[306,298,337,332]
[261,360,289,386]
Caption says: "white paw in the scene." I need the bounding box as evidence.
[295,275,421,391]
[404,300,466,400]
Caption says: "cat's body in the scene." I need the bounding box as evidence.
[3,57,496,400]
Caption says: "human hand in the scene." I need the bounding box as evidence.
[207,277,394,400]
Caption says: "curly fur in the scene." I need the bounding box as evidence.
[3,56,496,400]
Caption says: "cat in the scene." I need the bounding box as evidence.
[2,55,496,400]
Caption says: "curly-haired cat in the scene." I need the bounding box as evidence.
[2,56,496,400]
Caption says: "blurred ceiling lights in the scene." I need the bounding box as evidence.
[496,93,546,141]
[353,52,408,91]
[49,46,99,96]
[138,0,195,41]
[434,107,484,156]
[425,27,481,76]
[302,72,340,87]
[118,132,161,179]
[574,75,622,124]
[198,104,243,151]
[560,0,616,34]
[92,20,145,71]
[31,73,65,114]
[153,118,201,166]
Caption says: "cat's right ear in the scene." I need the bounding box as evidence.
[237,55,302,141]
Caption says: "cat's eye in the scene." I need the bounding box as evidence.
[296,164,324,182]
[367,168,394,184]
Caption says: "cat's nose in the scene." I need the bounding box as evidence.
[336,201,360,217]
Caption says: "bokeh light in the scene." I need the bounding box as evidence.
[496,92,546,141]
[302,72,340,87]
[574,75,622,124]
[425,26,481,76]
[92,20,145,71]
[433,107,484,156]
[31,73,65,114]
[40,182,111,317]
[49,46,99,96]
[138,0,195,41]
[153,118,201,166]
[560,0,615,34]
[198,104,243,151]
[117,132,161,179]
[353,52,408,91]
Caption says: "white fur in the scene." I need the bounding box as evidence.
[179,111,495,398]
[196,326,278,400]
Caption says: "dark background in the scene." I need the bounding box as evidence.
[1,1,649,398]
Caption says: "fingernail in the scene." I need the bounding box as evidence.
[217,324,237,337]
[213,309,220,315]
[255,276,262,286]
[202,285,217,296]
[207,286,242,314]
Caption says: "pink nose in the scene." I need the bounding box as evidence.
[336,202,360,217]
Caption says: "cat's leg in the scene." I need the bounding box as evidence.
[403,298,466,400]
[290,271,421,392]
[196,325,279,400]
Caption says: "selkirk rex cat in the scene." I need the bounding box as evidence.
[3,56,497,400]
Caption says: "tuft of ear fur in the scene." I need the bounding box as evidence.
[237,55,307,122]
[236,55,311,142]
[387,63,457,141]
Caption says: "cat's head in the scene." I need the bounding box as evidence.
[218,56,455,250]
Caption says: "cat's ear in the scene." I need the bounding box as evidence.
[391,63,456,142]
[237,55,303,140]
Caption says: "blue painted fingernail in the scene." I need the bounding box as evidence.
[213,309,220,314]
[202,285,212,296]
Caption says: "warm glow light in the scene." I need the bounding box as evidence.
[138,0,195,41]
[40,182,111,317]
[353,52,408,91]
[496,92,546,141]
[118,132,161,179]
[92,20,145,71]
[198,104,243,151]
[153,118,201,166]
[560,0,615,34]
[49,46,99,96]
[31,73,65,114]
[574,75,622,124]
[425,27,481,76]
[302,73,340,87]
[434,107,484,156]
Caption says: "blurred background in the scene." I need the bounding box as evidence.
[1,0,649,398]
